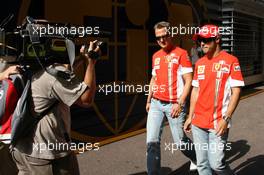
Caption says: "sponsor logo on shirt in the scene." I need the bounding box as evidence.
[234,63,241,71]
[198,74,205,80]
[154,65,160,70]
[198,65,205,74]
[154,57,160,65]
[221,64,230,73]
[171,58,179,64]
[186,55,191,62]
[212,63,230,74]
[165,54,179,64]
[212,63,221,72]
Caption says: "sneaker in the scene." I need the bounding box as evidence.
[190,161,197,171]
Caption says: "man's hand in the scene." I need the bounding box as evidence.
[0,65,20,80]
[171,103,182,118]
[80,40,100,64]
[146,102,151,112]
[216,119,228,136]
[184,116,192,133]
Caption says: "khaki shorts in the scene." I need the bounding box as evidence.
[0,142,18,175]
[11,149,80,175]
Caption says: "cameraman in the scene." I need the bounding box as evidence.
[11,41,99,175]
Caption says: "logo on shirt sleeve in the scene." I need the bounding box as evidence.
[233,63,241,71]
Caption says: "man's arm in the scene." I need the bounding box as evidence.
[184,86,199,132]
[0,65,20,80]
[171,72,192,117]
[224,87,241,117]
[216,87,241,136]
[75,41,98,107]
[179,72,192,105]
[146,76,155,112]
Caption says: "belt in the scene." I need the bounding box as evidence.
[152,97,176,104]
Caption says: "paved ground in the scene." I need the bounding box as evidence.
[77,91,264,175]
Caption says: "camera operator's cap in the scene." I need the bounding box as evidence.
[192,24,219,41]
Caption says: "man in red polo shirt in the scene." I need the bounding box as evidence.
[146,21,196,175]
[184,24,244,175]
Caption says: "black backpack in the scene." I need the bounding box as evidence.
[10,72,33,146]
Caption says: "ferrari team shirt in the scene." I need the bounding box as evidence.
[152,47,193,103]
[192,50,244,129]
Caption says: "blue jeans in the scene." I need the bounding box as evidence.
[146,98,196,175]
[192,124,233,175]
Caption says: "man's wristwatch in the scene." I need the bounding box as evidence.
[223,115,231,123]
[178,102,184,108]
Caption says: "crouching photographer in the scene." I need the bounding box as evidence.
[11,40,100,175]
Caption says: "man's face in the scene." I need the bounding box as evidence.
[155,27,172,49]
[198,37,217,54]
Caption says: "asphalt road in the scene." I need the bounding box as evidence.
[77,91,264,175]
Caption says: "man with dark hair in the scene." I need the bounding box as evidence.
[184,24,244,175]
[11,41,99,175]
[153,21,171,31]
[146,21,196,175]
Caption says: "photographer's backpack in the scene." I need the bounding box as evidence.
[0,70,57,147]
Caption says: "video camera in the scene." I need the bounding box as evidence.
[1,15,108,71]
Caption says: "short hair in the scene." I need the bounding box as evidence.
[153,21,170,30]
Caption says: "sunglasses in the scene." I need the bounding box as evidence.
[156,34,170,41]
[197,37,216,44]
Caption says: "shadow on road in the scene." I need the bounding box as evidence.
[234,155,264,175]
[226,140,251,164]
[168,162,199,175]
[168,139,251,175]
[131,140,257,175]
[129,167,172,175]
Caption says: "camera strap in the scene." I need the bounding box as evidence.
[65,39,75,71]
[31,43,74,81]
[46,67,74,81]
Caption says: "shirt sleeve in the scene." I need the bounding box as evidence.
[192,63,199,87]
[229,58,245,87]
[179,51,193,75]
[151,56,158,77]
[51,76,88,106]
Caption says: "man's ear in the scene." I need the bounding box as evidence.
[215,37,221,44]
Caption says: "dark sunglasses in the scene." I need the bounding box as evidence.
[156,34,170,41]
[197,37,216,44]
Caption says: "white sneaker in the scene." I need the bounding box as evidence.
[190,161,197,171]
